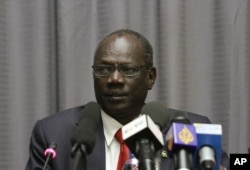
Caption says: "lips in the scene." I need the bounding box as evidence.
[104,92,127,101]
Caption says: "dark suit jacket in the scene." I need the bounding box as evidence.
[25,105,229,170]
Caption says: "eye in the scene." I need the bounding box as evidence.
[120,65,139,75]
[94,65,113,75]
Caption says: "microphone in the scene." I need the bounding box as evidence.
[165,111,198,170]
[193,123,222,170]
[141,101,170,130]
[70,102,101,170]
[141,101,170,170]
[122,101,169,170]
[43,142,57,170]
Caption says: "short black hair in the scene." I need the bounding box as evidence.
[94,29,153,67]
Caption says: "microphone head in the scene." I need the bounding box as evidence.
[122,100,169,157]
[50,142,57,149]
[78,101,101,121]
[170,110,191,124]
[141,101,170,130]
[71,102,101,154]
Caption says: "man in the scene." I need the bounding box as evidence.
[25,29,229,170]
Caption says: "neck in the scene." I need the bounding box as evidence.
[115,113,140,125]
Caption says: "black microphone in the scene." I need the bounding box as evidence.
[141,101,170,130]
[142,101,170,170]
[122,101,169,170]
[70,102,101,170]
[43,142,57,170]
[165,111,198,170]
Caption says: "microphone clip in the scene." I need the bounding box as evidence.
[43,142,57,170]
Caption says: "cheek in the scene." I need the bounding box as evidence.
[93,79,105,93]
[129,78,149,97]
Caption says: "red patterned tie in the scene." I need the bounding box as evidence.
[115,128,130,170]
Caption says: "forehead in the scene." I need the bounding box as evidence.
[95,34,145,63]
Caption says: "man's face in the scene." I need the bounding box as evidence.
[93,34,156,123]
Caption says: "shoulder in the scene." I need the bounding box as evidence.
[32,105,85,137]
[186,111,211,123]
[162,108,211,132]
[168,108,211,124]
[39,105,85,124]
[29,105,87,148]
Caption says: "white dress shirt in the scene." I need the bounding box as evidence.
[101,110,123,170]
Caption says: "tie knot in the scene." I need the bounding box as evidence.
[115,128,123,143]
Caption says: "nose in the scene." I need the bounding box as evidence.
[107,69,125,84]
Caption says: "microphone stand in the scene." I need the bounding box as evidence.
[42,142,57,170]
[174,149,192,170]
[70,144,87,170]
[136,138,155,170]
[43,155,53,170]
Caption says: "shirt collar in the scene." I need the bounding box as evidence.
[101,110,123,146]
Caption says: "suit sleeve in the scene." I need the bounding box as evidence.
[25,120,52,170]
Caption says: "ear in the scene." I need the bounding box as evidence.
[147,67,156,90]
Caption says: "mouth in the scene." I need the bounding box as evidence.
[104,92,127,101]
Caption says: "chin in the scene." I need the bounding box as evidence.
[101,101,130,114]
[102,97,129,107]
[98,97,142,114]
